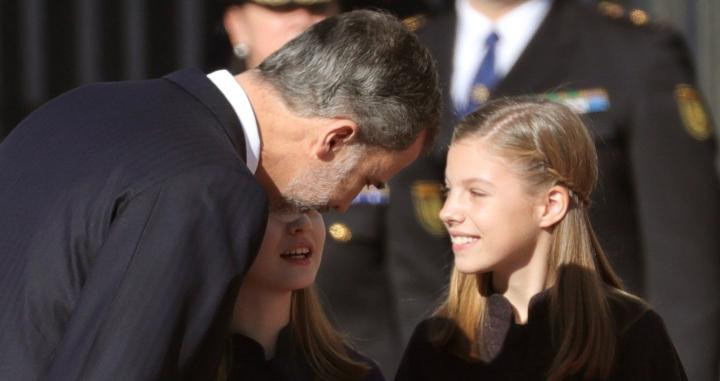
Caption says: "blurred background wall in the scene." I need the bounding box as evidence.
[0,0,435,140]
[1,0,718,143]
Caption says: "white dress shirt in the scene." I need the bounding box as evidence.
[451,0,552,110]
[207,69,261,175]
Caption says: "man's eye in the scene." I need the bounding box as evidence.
[366,182,385,191]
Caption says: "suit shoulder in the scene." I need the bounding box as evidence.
[577,1,684,43]
[52,77,169,103]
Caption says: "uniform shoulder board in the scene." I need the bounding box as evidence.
[597,1,651,26]
[403,14,427,32]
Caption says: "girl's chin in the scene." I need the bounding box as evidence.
[454,258,493,275]
[454,265,490,275]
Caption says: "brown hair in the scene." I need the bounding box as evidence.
[290,287,370,380]
[218,286,369,381]
[433,97,626,380]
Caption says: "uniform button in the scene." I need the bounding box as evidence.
[328,223,352,242]
[629,9,649,25]
[472,85,490,104]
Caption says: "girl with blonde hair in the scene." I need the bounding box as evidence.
[395,98,686,381]
[220,211,384,380]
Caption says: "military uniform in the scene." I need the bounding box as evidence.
[319,1,720,380]
[317,192,404,377]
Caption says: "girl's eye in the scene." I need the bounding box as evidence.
[470,189,487,197]
[440,185,450,198]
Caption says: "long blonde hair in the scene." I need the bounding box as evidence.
[433,98,625,380]
[219,286,369,381]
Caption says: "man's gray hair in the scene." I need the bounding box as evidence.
[257,10,441,152]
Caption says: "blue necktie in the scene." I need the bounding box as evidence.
[458,31,500,118]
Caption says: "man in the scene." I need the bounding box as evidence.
[0,10,440,380]
[320,0,720,379]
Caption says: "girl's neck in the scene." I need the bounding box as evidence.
[232,282,292,359]
[492,232,553,324]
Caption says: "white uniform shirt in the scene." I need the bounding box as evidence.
[451,0,553,110]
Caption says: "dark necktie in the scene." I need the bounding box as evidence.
[458,31,500,118]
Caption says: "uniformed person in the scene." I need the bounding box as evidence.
[211,0,340,73]
[318,1,720,380]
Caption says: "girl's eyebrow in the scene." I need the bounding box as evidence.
[461,177,496,189]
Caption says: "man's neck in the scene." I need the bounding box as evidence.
[232,282,292,359]
[234,71,298,208]
[467,0,530,21]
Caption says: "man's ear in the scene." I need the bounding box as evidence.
[224,5,248,46]
[314,118,359,160]
[537,185,570,228]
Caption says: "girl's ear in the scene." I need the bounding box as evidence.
[538,185,570,228]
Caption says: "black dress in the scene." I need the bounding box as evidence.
[396,290,687,381]
[229,326,386,381]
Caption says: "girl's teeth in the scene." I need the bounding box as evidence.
[282,248,311,256]
[451,236,478,245]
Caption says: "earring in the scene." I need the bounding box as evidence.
[232,42,249,59]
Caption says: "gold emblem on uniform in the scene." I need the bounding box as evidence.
[598,1,624,18]
[675,84,712,141]
[471,85,490,104]
[402,15,426,32]
[629,9,649,25]
[411,181,447,237]
[328,223,352,243]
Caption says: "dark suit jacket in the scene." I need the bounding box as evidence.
[0,68,268,380]
[388,1,719,379]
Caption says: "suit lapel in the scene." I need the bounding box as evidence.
[494,0,580,97]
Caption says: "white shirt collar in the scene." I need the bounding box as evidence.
[206,69,261,174]
[452,0,552,109]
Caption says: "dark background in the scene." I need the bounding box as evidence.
[0,0,445,140]
[1,0,717,148]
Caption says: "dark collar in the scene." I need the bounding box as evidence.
[482,289,551,361]
[232,325,292,363]
[163,68,247,164]
[230,325,313,379]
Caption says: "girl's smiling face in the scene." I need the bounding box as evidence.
[440,138,544,275]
